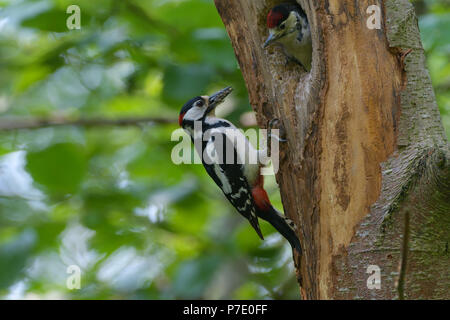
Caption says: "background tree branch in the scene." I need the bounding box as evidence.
[0,116,177,131]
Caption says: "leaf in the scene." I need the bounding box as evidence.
[0,229,36,289]
[163,64,215,104]
[26,143,87,196]
[419,13,450,52]
[172,255,221,298]
[14,65,51,93]
[21,9,69,33]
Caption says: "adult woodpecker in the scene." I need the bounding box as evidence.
[263,3,312,72]
[179,87,301,253]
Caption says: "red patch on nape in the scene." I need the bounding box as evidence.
[178,112,185,126]
[267,10,283,28]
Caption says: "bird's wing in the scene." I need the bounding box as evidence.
[202,132,264,240]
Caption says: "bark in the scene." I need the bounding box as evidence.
[214,0,449,299]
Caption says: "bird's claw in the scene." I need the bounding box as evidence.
[266,118,286,159]
[267,118,287,142]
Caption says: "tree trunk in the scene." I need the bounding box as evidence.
[214,0,449,299]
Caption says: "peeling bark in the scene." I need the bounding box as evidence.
[214,0,449,299]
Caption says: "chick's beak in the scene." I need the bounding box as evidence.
[263,31,278,48]
[206,86,233,115]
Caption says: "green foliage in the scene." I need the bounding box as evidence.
[22,9,70,32]
[414,0,450,138]
[0,0,448,300]
[26,143,87,196]
[0,0,298,300]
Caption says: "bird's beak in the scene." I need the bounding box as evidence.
[206,86,233,115]
[263,31,278,48]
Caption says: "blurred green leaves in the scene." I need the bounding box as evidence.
[163,64,215,103]
[172,254,222,299]
[0,229,36,289]
[22,8,69,32]
[419,3,450,138]
[0,0,447,300]
[0,0,297,300]
[26,143,87,196]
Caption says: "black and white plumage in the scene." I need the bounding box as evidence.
[264,3,312,72]
[179,87,301,253]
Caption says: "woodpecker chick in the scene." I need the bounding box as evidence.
[179,87,302,253]
[264,3,312,72]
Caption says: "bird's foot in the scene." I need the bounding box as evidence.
[266,118,286,159]
[267,118,287,143]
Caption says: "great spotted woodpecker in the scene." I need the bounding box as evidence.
[179,87,301,253]
[263,3,312,72]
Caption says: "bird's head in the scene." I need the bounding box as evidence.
[179,86,233,128]
[263,4,304,48]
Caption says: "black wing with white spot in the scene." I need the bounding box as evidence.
[201,132,263,240]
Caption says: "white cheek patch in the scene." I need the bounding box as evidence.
[184,106,204,122]
[286,12,298,29]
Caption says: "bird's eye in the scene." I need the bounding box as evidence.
[195,100,204,107]
[280,23,286,30]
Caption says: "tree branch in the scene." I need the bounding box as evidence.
[0,116,177,131]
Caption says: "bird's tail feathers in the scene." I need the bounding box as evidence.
[257,206,302,254]
[249,214,264,240]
